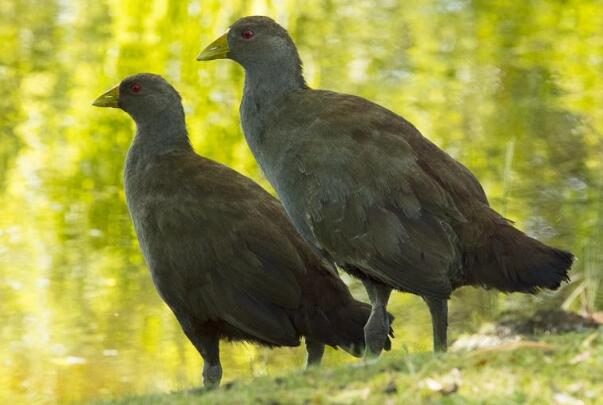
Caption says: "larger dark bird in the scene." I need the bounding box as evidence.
[92,73,390,387]
[197,16,573,355]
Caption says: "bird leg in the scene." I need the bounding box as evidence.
[305,339,325,368]
[186,330,222,388]
[423,296,448,352]
[361,279,392,358]
[199,335,222,387]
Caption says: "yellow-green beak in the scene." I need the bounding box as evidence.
[92,85,120,108]
[197,33,229,61]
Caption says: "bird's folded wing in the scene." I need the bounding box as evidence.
[276,93,468,297]
[154,161,305,345]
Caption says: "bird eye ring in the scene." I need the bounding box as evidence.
[241,29,254,40]
[131,83,142,93]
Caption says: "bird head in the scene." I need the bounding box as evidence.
[92,73,183,123]
[197,16,303,73]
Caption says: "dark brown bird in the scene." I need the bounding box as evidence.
[197,16,573,355]
[92,73,391,387]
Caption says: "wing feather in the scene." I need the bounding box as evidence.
[140,155,306,345]
[265,91,467,297]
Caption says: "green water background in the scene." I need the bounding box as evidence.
[0,0,601,403]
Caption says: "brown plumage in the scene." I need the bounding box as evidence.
[93,73,392,387]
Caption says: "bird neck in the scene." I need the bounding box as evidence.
[240,60,307,145]
[132,110,192,155]
[242,57,307,106]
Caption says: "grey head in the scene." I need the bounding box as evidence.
[93,73,189,148]
[198,16,306,88]
[93,73,184,122]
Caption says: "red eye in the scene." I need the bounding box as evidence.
[131,83,141,93]
[241,29,254,39]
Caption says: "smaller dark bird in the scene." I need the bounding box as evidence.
[92,73,390,388]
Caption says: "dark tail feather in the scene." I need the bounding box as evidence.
[466,222,573,293]
[305,299,394,357]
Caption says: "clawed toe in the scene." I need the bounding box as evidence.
[363,307,390,358]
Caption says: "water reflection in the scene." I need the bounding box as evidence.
[0,0,601,403]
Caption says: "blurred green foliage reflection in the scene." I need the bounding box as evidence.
[0,0,601,403]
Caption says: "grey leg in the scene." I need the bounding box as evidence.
[361,278,392,358]
[185,331,222,388]
[305,339,325,368]
[424,296,448,352]
[199,335,222,387]
[174,312,223,388]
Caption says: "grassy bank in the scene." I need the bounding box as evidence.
[92,328,602,405]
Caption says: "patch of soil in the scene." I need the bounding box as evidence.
[451,310,601,351]
[495,309,601,336]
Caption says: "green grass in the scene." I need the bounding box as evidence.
[93,329,602,405]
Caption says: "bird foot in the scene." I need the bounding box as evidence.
[202,364,222,388]
[363,305,390,358]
